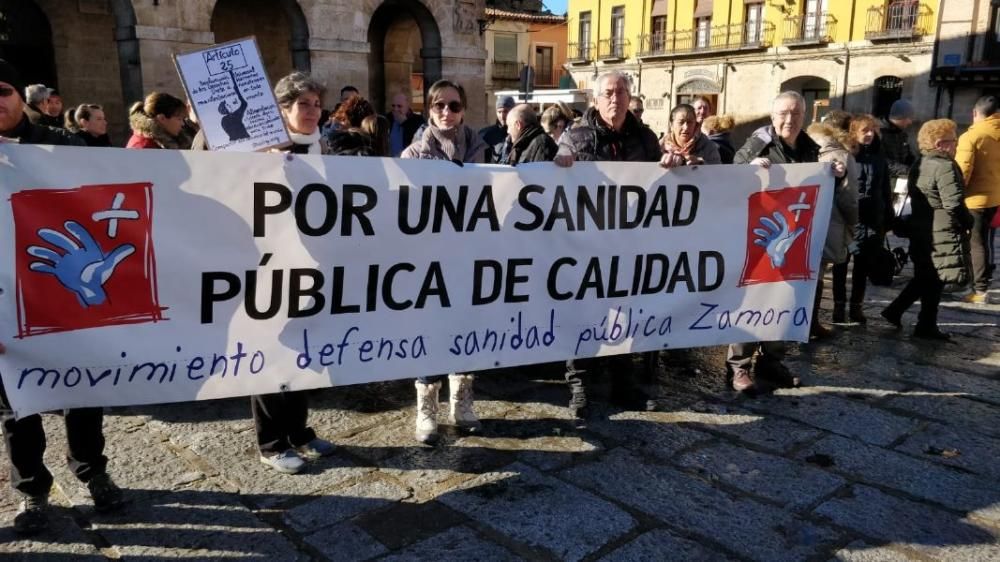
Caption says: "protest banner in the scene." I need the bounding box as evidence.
[0,145,832,417]
[174,37,290,152]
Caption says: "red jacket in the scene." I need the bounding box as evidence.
[126,133,160,149]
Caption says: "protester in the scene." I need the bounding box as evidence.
[628,97,644,124]
[385,92,423,157]
[554,70,661,421]
[691,95,713,126]
[727,91,845,392]
[955,95,999,303]
[327,128,378,156]
[702,115,736,164]
[659,104,721,167]
[401,79,485,443]
[46,89,64,120]
[63,108,78,132]
[505,103,557,164]
[23,84,60,128]
[252,72,337,473]
[832,114,891,323]
[882,119,972,339]
[807,119,860,337]
[360,113,390,157]
[126,92,192,149]
[331,95,376,130]
[540,103,573,143]
[479,95,515,163]
[880,99,916,181]
[0,59,124,535]
[74,104,113,147]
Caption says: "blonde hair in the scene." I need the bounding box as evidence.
[917,119,956,153]
[849,113,879,137]
[807,122,857,153]
[702,115,735,134]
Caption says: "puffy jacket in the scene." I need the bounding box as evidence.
[955,113,1000,209]
[126,110,192,150]
[907,151,974,285]
[807,123,860,264]
[507,124,557,164]
[879,117,916,180]
[708,131,735,164]
[556,107,660,162]
[854,136,893,241]
[734,125,820,164]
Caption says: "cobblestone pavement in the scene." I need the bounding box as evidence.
[2,274,999,561]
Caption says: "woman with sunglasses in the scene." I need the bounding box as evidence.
[401,79,486,444]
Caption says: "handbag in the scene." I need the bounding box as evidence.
[864,238,907,287]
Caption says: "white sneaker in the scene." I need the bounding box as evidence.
[414,380,441,444]
[260,449,305,474]
[448,374,481,433]
[297,438,335,461]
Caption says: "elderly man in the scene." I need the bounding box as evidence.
[385,92,424,157]
[480,95,516,163]
[23,84,60,128]
[692,96,713,126]
[956,95,1000,304]
[0,59,124,535]
[729,91,845,393]
[504,103,557,164]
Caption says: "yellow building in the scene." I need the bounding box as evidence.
[566,0,939,133]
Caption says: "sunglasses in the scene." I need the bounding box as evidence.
[432,100,464,113]
[0,86,16,98]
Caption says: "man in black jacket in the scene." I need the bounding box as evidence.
[386,93,424,157]
[505,104,557,164]
[0,59,124,535]
[22,84,61,129]
[480,95,516,163]
[879,99,916,181]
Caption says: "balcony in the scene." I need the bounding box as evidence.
[637,22,774,58]
[491,60,521,82]
[597,38,630,61]
[567,42,594,64]
[784,13,837,46]
[866,1,930,40]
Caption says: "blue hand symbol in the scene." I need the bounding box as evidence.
[27,221,135,307]
[753,211,805,269]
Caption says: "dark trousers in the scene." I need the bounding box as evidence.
[0,382,107,496]
[832,254,867,304]
[251,391,315,455]
[969,207,998,292]
[726,341,786,371]
[885,249,944,328]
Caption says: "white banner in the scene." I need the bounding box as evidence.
[0,145,833,417]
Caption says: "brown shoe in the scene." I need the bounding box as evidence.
[731,367,755,392]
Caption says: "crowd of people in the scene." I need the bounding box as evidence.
[0,57,997,536]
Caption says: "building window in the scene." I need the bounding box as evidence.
[651,15,667,52]
[745,4,763,44]
[579,11,592,58]
[494,33,518,62]
[535,46,553,86]
[803,0,828,39]
[611,6,625,57]
[696,16,711,48]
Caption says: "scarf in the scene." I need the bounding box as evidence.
[423,124,466,161]
[289,130,322,154]
[666,132,697,156]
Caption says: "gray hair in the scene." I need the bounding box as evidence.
[509,103,538,127]
[593,71,632,99]
[24,84,51,105]
[274,72,326,107]
[773,91,806,112]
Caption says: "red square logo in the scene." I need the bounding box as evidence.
[739,185,819,287]
[11,182,165,337]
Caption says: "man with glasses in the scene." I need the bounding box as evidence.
[385,92,424,157]
[0,59,124,535]
[628,98,645,125]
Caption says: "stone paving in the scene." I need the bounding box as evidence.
[1,272,999,561]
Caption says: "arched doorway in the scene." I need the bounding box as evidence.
[211,0,309,82]
[0,0,56,87]
[780,75,830,125]
[368,0,443,114]
[675,78,721,113]
[872,75,902,119]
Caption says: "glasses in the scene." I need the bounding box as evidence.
[774,110,803,119]
[632,108,644,114]
[599,88,629,99]
[0,86,15,98]
[432,100,464,113]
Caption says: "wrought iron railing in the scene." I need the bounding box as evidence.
[784,12,837,44]
[491,61,521,81]
[637,22,774,57]
[597,37,630,60]
[866,1,930,40]
[567,42,594,63]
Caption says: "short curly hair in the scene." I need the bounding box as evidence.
[917,119,956,153]
[333,96,376,129]
[702,115,735,134]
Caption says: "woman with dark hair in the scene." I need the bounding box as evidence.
[360,114,390,157]
[401,79,485,444]
[74,104,113,147]
[659,104,721,168]
[126,92,192,149]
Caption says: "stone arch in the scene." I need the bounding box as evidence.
[676,78,721,95]
[109,0,141,110]
[368,0,443,113]
[211,0,310,80]
[0,0,57,87]
[872,75,903,118]
[780,75,831,124]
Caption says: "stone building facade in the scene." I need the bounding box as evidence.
[931,0,1000,122]
[0,0,490,141]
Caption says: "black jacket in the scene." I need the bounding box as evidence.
[5,114,84,146]
[385,111,424,152]
[507,125,557,164]
[734,126,820,165]
[557,107,660,162]
[479,122,509,163]
[24,104,62,129]
[879,117,916,180]
[75,130,114,147]
[854,138,893,239]
[708,131,735,164]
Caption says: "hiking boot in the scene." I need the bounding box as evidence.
[832,301,846,323]
[848,304,867,324]
[415,380,441,444]
[297,438,335,461]
[731,367,755,392]
[259,449,306,474]
[963,291,987,304]
[880,308,903,329]
[913,324,951,341]
[87,473,124,513]
[448,374,481,434]
[810,322,833,340]
[13,493,49,536]
[755,361,800,388]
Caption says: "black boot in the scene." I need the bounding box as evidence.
[849,303,867,324]
[832,301,846,323]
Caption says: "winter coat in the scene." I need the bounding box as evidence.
[556,107,661,162]
[879,117,916,180]
[955,113,1000,210]
[401,123,487,164]
[126,110,193,150]
[385,111,425,153]
[907,151,974,285]
[478,122,509,163]
[808,124,860,264]
[507,124,558,164]
[24,103,62,129]
[854,137,893,242]
[4,114,83,146]
[734,125,820,165]
[75,131,113,147]
[660,131,722,165]
[708,131,735,164]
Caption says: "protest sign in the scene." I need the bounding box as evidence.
[0,145,832,417]
[174,37,289,152]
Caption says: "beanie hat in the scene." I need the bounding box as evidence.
[496,95,516,110]
[889,99,914,120]
[0,59,25,99]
